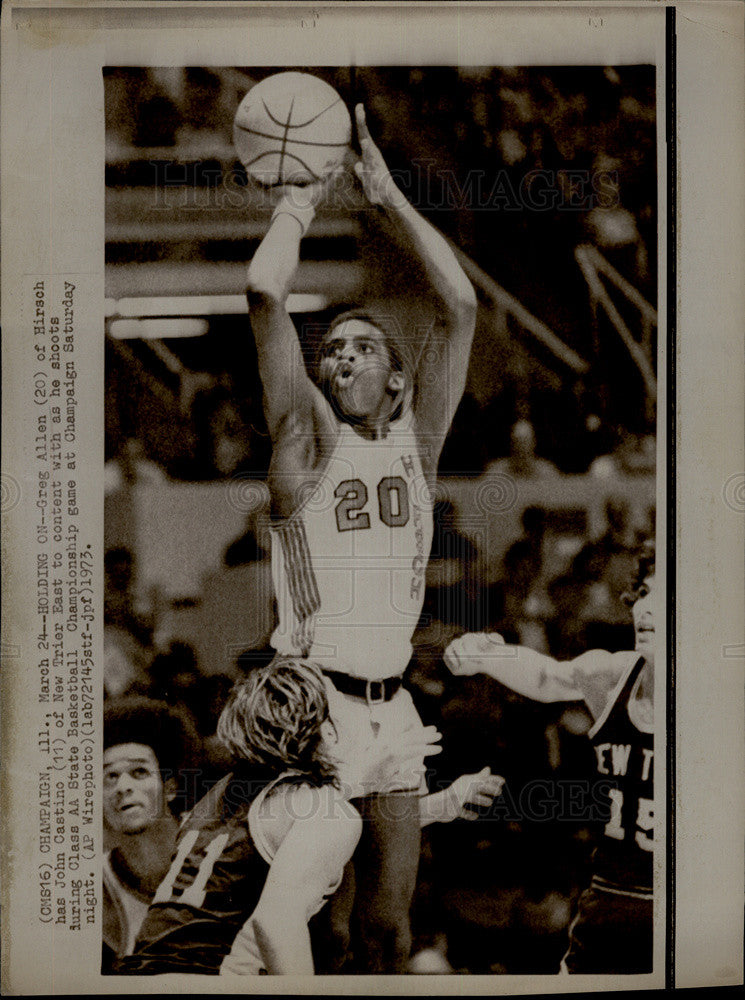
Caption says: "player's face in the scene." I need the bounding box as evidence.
[632,574,656,662]
[103,743,168,836]
[320,320,397,420]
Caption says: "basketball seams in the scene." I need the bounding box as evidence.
[286,96,344,130]
[256,95,344,132]
[277,95,295,184]
[234,122,349,149]
[241,149,322,182]
[235,76,349,186]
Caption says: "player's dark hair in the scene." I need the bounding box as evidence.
[104,696,201,814]
[623,538,655,605]
[217,658,338,788]
[317,309,407,424]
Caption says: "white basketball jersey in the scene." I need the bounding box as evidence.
[270,416,433,680]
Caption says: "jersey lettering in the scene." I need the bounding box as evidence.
[603,788,654,851]
[378,476,410,527]
[334,479,370,532]
[610,743,632,777]
[152,829,199,904]
[635,797,654,851]
[604,787,625,841]
[334,477,411,532]
[151,830,230,908]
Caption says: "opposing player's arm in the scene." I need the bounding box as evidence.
[354,105,477,445]
[250,786,361,975]
[246,189,329,443]
[444,633,630,719]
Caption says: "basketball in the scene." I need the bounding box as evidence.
[233,72,352,187]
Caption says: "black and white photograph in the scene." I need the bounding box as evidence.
[1,2,743,994]
[102,63,659,977]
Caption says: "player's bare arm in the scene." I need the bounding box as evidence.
[444,633,630,719]
[355,104,477,455]
[246,185,339,514]
[250,786,362,974]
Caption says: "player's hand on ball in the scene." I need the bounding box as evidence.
[354,103,406,210]
[442,767,505,822]
[443,632,506,676]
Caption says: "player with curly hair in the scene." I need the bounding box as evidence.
[102,697,200,971]
[444,540,656,974]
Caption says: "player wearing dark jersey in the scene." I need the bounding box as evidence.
[118,658,493,975]
[444,541,656,973]
[119,659,364,975]
[564,651,653,972]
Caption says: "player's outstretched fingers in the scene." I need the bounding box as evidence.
[402,725,442,758]
[471,792,499,807]
[355,103,371,145]
[442,641,459,673]
[474,766,506,795]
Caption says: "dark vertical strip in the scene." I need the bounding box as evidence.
[665,4,677,990]
[349,63,357,103]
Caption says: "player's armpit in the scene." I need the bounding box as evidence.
[570,650,636,721]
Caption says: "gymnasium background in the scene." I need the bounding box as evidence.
[104,66,657,973]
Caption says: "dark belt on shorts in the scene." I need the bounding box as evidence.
[323,669,403,704]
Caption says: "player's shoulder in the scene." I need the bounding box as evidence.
[572,648,637,678]
[571,649,639,720]
[276,781,361,828]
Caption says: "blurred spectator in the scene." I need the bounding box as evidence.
[570,499,638,649]
[148,641,236,766]
[589,430,656,478]
[106,439,167,488]
[190,378,257,480]
[148,642,206,721]
[487,420,560,480]
[500,506,548,639]
[572,499,636,582]
[105,547,153,646]
[104,626,151,700]
[544,573,591,660]
[223,510,270,567]
[426,500,482,634]
[104,547,153,698]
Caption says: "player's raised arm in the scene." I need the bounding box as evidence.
[444,633,630,719]
[245,185,328,444]
[354,104,477,443]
